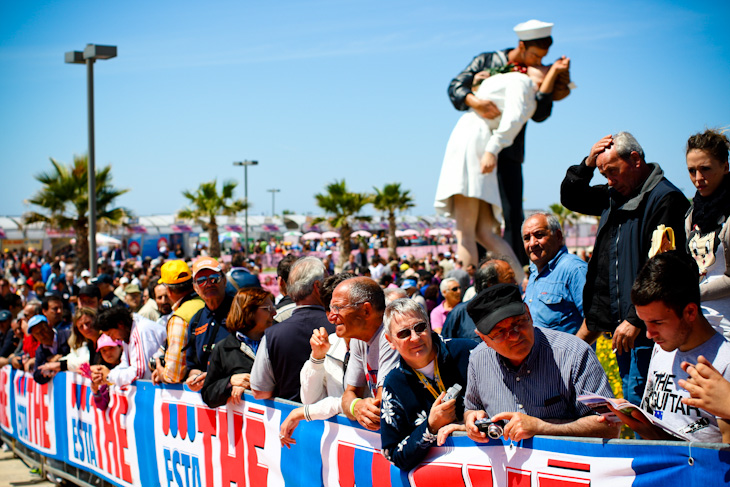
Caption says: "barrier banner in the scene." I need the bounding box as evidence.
[65,373,139,486]
[0,365,728,487]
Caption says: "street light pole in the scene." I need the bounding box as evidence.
[267,188,280,216]
[65,44,117,278]
[233,160,258,257]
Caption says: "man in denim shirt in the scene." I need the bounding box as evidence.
[522,213,586,335]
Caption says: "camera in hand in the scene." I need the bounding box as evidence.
[443,384,462,402]
[474,418,506,439]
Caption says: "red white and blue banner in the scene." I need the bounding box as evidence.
[0,365,727,487]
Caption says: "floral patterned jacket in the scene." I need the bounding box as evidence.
[380,334,476,471]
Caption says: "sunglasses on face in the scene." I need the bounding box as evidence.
[395,321,429,340]
[258,304,275,312]
[449,287,460,292]
[195,273,222,286]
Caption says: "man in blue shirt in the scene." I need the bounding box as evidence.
[522,212,586,335]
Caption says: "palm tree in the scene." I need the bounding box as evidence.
[314,180,373,269]
[178,179,247,258]
[548,203,577,232]
[24,155,130,272]
[373,183,415,260]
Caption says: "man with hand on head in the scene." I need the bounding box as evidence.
[561,132,689,407]
[463,284,618,442]
[380,299,476,471]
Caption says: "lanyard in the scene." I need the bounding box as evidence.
[413,361,445,400]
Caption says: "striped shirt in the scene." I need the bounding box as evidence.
[108,314,166,387]
[464,326,613,419]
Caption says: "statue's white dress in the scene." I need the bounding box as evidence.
[434,72,538,221]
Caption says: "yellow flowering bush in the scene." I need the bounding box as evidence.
[596,334,634,439]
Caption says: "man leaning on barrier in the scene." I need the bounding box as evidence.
[463,283,619,442]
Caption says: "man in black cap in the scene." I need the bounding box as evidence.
[463,283,618,442]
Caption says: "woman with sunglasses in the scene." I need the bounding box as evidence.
[380,298,476,471]
[201,287,276,408]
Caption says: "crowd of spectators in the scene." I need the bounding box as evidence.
[1,128,729,471]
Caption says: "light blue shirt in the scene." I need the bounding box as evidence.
[524,246,587,335]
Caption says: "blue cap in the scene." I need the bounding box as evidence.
[27,314,48,333]
[0,310,11,322]
[400,279,417,290]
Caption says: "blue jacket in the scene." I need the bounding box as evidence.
[380,334,476,471]
[33,327,72,384]
[186,295,232,372]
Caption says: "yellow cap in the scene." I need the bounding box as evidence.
[158,260,192,284]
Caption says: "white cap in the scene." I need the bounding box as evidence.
[80,270,91,278]
[514,19,553,41]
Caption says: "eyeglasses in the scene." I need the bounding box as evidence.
[487,320,528,343]
[329,302,364,316]
[195,273,222,286]
[395,321,429,340]
[449,287,460,292]
[258,304,275,313]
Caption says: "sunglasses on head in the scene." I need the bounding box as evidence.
[195,273,222,286]
[395,321,429,340]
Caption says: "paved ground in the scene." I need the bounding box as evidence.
[0,448,53,487]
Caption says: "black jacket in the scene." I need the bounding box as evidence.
[380,334,476,471]
[201,334,255,409]
[561,160,689,332]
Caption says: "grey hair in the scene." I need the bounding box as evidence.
[288,256,326,302]
[347,277,385,312]
[439,277,459,294]
[474,260,503,293]
[383,298,430,336]
[383,288,407,305]
[613,131,645,162]
[521,212,562,235]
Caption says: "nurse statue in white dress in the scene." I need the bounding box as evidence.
[434,58,570,274]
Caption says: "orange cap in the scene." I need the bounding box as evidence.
[192,257,222,277]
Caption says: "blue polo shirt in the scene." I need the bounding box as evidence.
[524,246,587,335]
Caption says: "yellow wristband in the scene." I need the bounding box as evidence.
[350,398,361,417]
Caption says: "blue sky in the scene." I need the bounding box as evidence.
[1,0,728,221]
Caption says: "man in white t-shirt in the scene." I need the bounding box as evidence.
[610,251,730,442]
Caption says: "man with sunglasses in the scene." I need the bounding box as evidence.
[185,257,233,392]
[463,283,619,442]
[331,277,400,431]
[152,260,205,385]
[380,299,476,470]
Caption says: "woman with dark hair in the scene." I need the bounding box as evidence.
[201,288,276,408]
[685,129,730,338]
